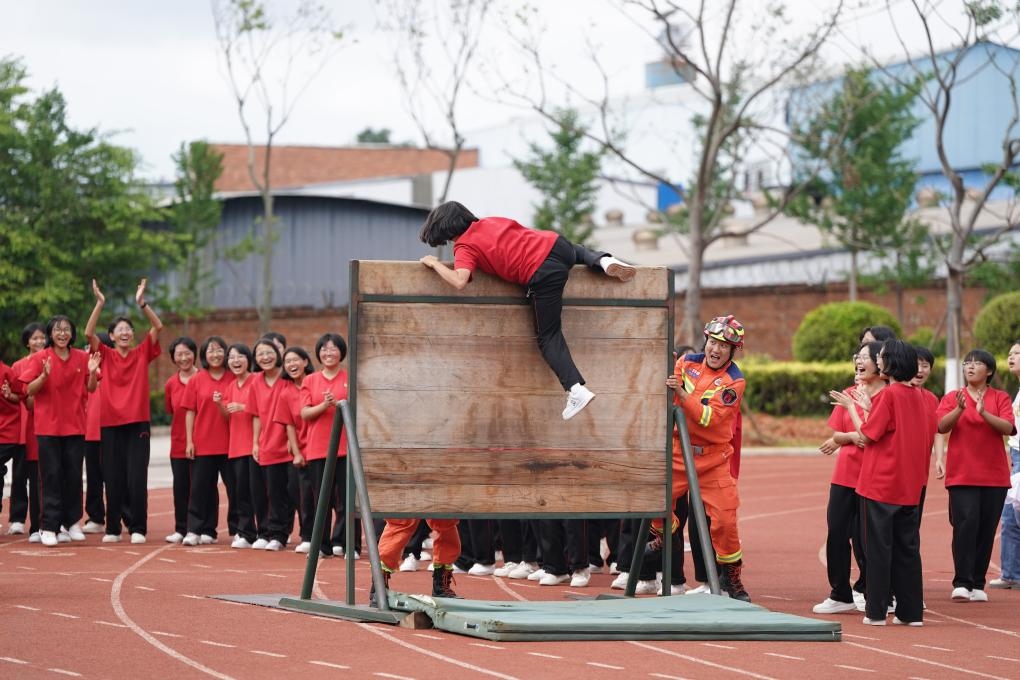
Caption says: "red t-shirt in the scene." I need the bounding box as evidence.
[273,382,310,456]
[453,217,558,285]
[97,333,161,427]
[937,387,1015,487]
[857,382,935,505]
[0,362,22,443]
[163,372,192,460]
[85,379,102,442]
[180,369,230,456]
[302,370,349,459]
[12,356,38,461]
[918,387,939,476]
[18,348,90,437]
[246,373,290,466]
[826,385,873,488]
[225,374,255,459]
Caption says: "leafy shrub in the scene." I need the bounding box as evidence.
[973,291,1020,356]
[150,389,170,426]
[792,301,901,362]
[905,326,946,357]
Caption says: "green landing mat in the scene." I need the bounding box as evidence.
[213,592,841,642]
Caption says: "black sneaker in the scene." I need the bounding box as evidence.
[432,565,461,599]
[719,560,751,602]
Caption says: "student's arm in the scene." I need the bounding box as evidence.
[420,255,471,290]
[135,278,164,341]
[251,416,261,463]
[84,278,106,351]
[184,410,197,460]
[24,357,50,398]
[938,390,966,434]
[86,352,100,393]
[933,433,948,479]
[974,389,1016,436]
[285,424,305,468]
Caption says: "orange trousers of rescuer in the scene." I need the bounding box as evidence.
[377,518,461,571]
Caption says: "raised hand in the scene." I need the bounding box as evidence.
[954,389,967,410]
[974,388,987,416]
[829,390,853,410]
[88,352,101,373]
[92,278,106,304]
[41,357,51,376]
[135,278,148,307]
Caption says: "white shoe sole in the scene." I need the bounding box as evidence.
[605,262,636,281]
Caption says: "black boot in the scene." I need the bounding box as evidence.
[368,570,391,608]
[432,565,461,599]
[719,560,751,603]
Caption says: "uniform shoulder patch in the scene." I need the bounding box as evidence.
[721,388,739,405]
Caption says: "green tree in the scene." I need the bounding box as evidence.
[792,301,901,362]
[967,247,1020,300]
[787,67,924,302]
[513,108,603,246]
[0,58,175,361]
[166,140,224,335]
[356,127,392,144]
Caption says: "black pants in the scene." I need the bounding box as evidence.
[948,485,1009,590]
[455,519,496,570]
[538,518,588,576]
[187,454,229,538]
[287,463,311,540]
[586,518,615,568]
[101,422,150,536]
[330,457,362,552]
[497,519,539,564]
[825,484,866,602]
[249,458,269,540]
[299,458,333,552]
[264,461,293,544]
[84,440,105,524]
[170,458,191,535]
[526,236,608,391]
[8,444,32,525]
[862,498,923,622]
[675,494,713,583]
[36,435,84,532]
[231,456,257,542]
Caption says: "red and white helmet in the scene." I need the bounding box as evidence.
[704,315,745,349]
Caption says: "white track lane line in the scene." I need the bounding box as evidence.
[628,641,778,680]
[355,624,521,680]
[924,608,1020,638]
[46,669,82,677]
[843,642,1010,679]
[835,664,874,672]
[308,661,349,670]
[110,544,237,680]
[0,657,28,665]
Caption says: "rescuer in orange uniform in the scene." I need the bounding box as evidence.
[655,315,750,602]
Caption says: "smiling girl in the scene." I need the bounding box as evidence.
[163,337,198,543]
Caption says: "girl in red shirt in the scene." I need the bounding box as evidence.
[84,278,163,544]
[163,337,198,543]
[181,336,231,546]
[936,348,1016,603]
[0,360,24,536]
[221,343,258,549]
[276,347,322,555]
[419,201,635,421]
[7,322,46,540]
[19,316,100,547]
[82,332,113,535]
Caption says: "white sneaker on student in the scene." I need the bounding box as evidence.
[538,572,570,586]
[28,531,41,543]
[862,616,887,626]
[66,523,86,541]
[265,539,284,552]
[508,562,539,579]
[231,536,252,549]
[599,256,637,281]
[422,537,434,550]
[685,583,711,595]
[468,563,495,576]
[493,561,518,578]
[41,530,59,547]
[969,589,989,602]
[181,533,200,546]
[419,550,432,562]
[7,521,25,535]
[671,583,687,595]
[951,586,972,601]
[635,579,661,595]
[570,568,591,587]
[812,598,857,614]
[562,383,595,420]
[892,617,924,626]
[56,529,71,543]
[252,538,270,550]
[853,590,866,612]
[588,563,603,575]
[165,532,184,544]
[609,561,620,575]
[198,534,216,545]
[102,534,122,544]
[527,568,548,581]
[610,572,629,590]
[82,520,104,534]
[130,533,146,544]
[294,541,311,554]
[399,555,421,572]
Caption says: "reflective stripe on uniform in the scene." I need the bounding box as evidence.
[699,404,712,427]
[716,548,742,564]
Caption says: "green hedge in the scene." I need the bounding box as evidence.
[974,291,1020,356]
[792,301,901,362]
[150,389,170,426]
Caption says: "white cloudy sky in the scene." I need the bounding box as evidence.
[1,0,979,181]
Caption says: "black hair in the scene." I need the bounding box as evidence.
[963,348,997,384]
[857,341,883,368]
[860,325,897,343]
[21,322,45,348]
[252,338,283,372]
[282,346,315,380]
[45,315,77,347]
[226,343,254,372]
[914,345,935,367]
[107,316,134,335]
[168,336,198,361]
[199,336,228,369]
[315,332,348,363]
[262,331,287,349]
[419,201,479,247]
[880,339,918,383]
[95,332,114,349]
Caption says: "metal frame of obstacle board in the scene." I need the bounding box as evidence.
[279,260,721,622]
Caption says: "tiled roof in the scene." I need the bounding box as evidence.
[211,143,479,192]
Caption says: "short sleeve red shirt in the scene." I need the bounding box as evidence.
[826,385,872,488]
[273,382,310,455]
[12,356,38,460]
[18,348,90,437]
[302,370,349,459]
[857,382,935,505]
[247,373,290,465]
[98,333,161,426]
[937,387,1015,487]
[180,369,230,456]
[0,362,22,443]
[453,217,558,285]
[85,380,102,442]
[163,372,191,459]
[225,374,255,459]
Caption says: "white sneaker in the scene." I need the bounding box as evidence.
[198,534,216,545]
[181,533,199,546]
[265,539,284,552]
[892,616,924,627]
[610,572,630,590]
[562,384,596,420]
[989,577,1020,589]
[570,568,591,587]
[813,598,857,614]
[951,586,972,601]
[452,563,467,574]
[252,538,269,550]
[588,563,603,575]
[468,563,495,576]
[165,532,184,544]
[853,590,866,612]
[8,521,26,535]
[102,534,122,544]
[231,536,252,549]
[419,550,432,561]
[422,537,434,550]
[352,550,361,560]
[635,579,661,595]
[332,545,343,556]
[493,561,518,578]
[969,589,989,602]
[294,541,311,554]
[671,583,686,595]
[130,533,146,544]
[862,616,887,626]
[538,572,570,586]
[82,520,104,534]
[508,562,539,579]
[599,256,637,281]
[887,596,897,613]
[41,530,59,547]
[28,531,41,543]
[56,530,71,543]
[66,524,86,541]
[527,568,548,581]
[685,583,710,595]
[609,561,620,575]
[399,555,421,572]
